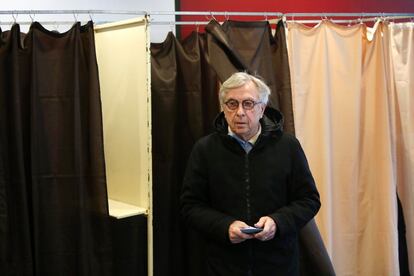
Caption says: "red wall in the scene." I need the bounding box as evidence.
[177,0,414,38]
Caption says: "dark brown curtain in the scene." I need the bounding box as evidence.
[151,19,334,276]
[0,22,111,275]
[151,31,219,276]
[205,19,295,134]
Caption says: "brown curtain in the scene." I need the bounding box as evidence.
[0,22,111,275]
[205,19,295,134]
[151,19,334,276]
[151,31,219,276]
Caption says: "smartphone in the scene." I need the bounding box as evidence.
[241,226,263,234]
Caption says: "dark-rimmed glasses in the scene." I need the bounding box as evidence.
[224,99,262,111]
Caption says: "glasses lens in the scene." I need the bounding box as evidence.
[242,100,255,110]
[225,99,239,110]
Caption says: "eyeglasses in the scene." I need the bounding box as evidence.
[224,99,262,111]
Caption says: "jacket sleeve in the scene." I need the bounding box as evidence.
[180,140,235,243]
[269,136,321,238]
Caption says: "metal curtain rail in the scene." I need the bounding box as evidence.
[0,10,148,27]
[0,10,147,15]
[150,12,414,25]
[1,10,412,17]
[151,18,414,26]
[1,10,414,26]
[150,11,283,17]
[284,12,414,17]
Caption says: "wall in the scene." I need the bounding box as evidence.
[177,0,414,38]
[0,0,175,42]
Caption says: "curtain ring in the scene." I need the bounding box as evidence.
[11,12,18,24]
[210,12,217,21]
[88,11,94,22]
[29,12,35,23]
[54,21,60,32]
[359,12,364,24]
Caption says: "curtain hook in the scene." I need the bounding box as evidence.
[54,21,60,32]
[73,12,78,22]
[195,21,200,32]
[170,21,174,33]
[29,11,35,23]
[224,11,230,21]
[12,12,18,24]
[88,11,94,22]
[210,12,217,21]
[280,15,287,28]
[264,12,268,21]
[360,12,364,24]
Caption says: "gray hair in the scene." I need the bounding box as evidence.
[219,72,271,105]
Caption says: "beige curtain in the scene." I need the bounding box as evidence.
[287,20,401,275]
[388,22,414,275]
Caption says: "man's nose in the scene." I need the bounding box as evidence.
[236,104,246,116]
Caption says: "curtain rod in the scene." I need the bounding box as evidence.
[151,16,414,26]
[1,10,413,26]
[1,10,413,17]
[0,10,281,17]
[284,12,414,17]
[150,19,412,26]
[0,10,147,15]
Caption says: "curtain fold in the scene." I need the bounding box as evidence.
[0,22,111,275]
[288,20,400,275]
[151,31,220,276]
[388,22,414,276]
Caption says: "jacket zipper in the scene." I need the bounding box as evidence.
[245,152,251,222]
[245,152,253,273]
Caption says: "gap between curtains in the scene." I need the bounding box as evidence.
[288,20,413,275]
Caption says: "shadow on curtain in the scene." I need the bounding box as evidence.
[0,22,111,275]
[151,19,335,276]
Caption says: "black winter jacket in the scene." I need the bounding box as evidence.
[181,107,321,276]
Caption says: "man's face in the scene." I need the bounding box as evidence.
[223,81,266,141]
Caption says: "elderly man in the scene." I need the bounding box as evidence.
[180,72,320,276]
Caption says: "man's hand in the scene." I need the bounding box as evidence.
[253,216,277,241]
[228,220,255,244]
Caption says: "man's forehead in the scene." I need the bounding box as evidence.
[226,90,259,100]
[226,83,259,99]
